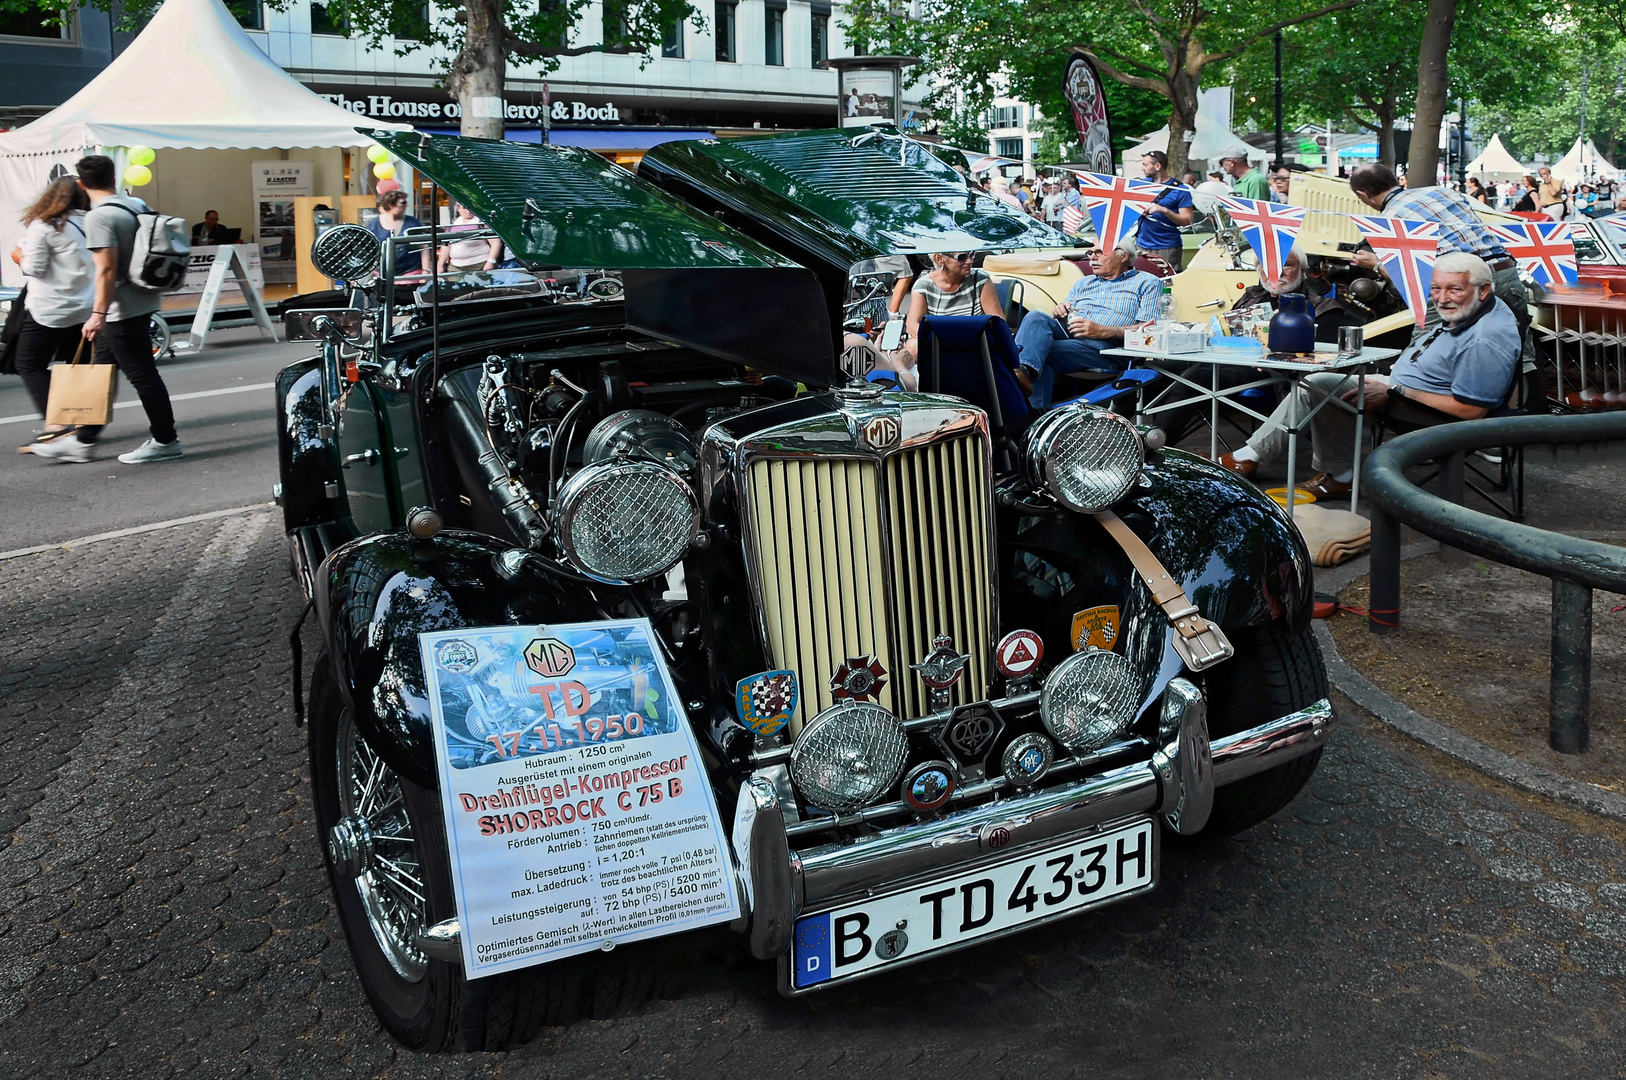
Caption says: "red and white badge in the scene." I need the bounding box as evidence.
[995,630,1044,679]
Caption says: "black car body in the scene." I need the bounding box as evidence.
[276,128,1332,1051]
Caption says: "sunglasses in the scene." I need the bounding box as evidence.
[945,252,973,262]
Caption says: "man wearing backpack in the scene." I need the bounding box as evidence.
[32,154,181,463]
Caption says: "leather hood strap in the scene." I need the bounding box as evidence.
[1092,509,1235,672]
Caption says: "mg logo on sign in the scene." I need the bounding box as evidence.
[524,637,576,679]
[862,414,900,449]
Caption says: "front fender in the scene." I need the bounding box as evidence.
[276,358,338,532]
[1000,447,1311,721]
[314,529,596,789]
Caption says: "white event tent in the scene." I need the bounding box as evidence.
[1552,137,1621,183]
[0,0,411,286]
[1465,134,1527,182]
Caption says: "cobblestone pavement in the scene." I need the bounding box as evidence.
[6,509,1626,1079]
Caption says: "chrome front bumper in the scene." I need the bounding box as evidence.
[733,681,1334,960]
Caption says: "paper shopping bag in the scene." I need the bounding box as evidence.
[45,339,116,426]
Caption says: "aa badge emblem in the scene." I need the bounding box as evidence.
[736,669,798,737]
[1071,605,1121,651]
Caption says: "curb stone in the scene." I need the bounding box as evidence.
[1313,542,1626,824]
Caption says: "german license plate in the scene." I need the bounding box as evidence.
[788,817,1155,992]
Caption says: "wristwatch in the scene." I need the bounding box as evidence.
[1387,382,1407,400]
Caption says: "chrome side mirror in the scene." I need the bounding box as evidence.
[310,224,382,283]
[284,307,367,344]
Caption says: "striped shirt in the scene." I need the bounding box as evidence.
[1381,186,1508,259]
[1064,268,1162,325]
[912,268,989,316]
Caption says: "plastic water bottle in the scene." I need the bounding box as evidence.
[1157,283,1175,324]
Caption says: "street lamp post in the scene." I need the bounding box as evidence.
[1273,28,1284,167]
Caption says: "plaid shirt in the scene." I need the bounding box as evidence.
[1381,186,1508,260]
[1064,268,1162,325]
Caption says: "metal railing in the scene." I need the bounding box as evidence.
[1363,413,1626,755]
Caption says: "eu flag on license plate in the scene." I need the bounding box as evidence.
[792,913,832,988]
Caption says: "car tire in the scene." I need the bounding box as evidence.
[308,653,468,1050]
[308,654,641,1050]
[1199,625,1328,836]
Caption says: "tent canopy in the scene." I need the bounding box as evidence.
[0,0,410,156]
[1466,134,1527,181]
[1552,137,1620,183]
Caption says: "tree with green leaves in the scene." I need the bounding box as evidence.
[1229,0,1559,174]
[15,0,698,139]
[845,0,1361,177]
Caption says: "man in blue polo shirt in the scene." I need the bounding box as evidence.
[1217,252,1520,498]
[1013,238,1163,408]
[1134,150,1194,270]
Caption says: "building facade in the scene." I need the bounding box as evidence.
[1,0,913,162]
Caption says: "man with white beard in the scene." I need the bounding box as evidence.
[1230,249,1357,344]
[1216,252,1521,499]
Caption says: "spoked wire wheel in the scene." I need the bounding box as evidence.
[330,714,429,980]
[308,654,464,1049]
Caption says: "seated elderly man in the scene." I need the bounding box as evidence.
[1013,238,1162,408]
[1217,252,1521,499]
[1230,250,1358,343]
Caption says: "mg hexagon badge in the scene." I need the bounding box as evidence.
[524,637,576,679]
[860,413,901,450]
[736,669,798,737]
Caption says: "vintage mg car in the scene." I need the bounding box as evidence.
[276,128,1332,1050]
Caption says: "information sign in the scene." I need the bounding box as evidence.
[420,620,741,978]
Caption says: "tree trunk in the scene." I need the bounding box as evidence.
[1378,100,1396,172]
[1406,0,1457,186]
[1164,68,1200,180]
[449,0,507,140]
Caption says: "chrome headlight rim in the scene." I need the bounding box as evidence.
[553,459,700,584]
[1022,404,1145,514]
[789,701,910,815]
[1039,647,1142,753]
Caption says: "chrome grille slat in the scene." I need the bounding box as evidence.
[745,431,992,732]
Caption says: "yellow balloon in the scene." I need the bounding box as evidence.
[128,145,156,166]
[366,144,391,164]
[372,162,395,180]
[123,164,152,187]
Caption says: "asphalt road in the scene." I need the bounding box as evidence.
[4,511,1626,1079]
[0,325,310,552]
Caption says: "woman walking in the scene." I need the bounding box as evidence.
[12,175,92,452]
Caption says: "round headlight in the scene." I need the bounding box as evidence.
[1040,648,1141,753]
[790,702,909,814]
[1023,406,1144,513]
[554,460,699,583]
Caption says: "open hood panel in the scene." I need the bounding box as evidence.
[639,129,1075,267]
[367,129,796,271]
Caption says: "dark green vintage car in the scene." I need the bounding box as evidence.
[277,127,1331,1051]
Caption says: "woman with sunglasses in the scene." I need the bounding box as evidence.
[871,250,1002,390]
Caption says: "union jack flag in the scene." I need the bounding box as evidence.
[1351,216,1442,327]
[1215,196,1308,287]
[1072,171,1161,249]
[1485,221,1578,287]
[1061,203,1085,236]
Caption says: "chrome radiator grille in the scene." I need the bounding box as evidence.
[744,434,993,731]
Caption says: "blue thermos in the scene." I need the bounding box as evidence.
[1268,293,1316,353]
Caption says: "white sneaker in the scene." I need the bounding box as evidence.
[30,436,94,463]
[117,438,183,464]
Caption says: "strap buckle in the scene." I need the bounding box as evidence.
[1169,616,1234,672]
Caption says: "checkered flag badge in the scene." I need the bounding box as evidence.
[751,674,793,716]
